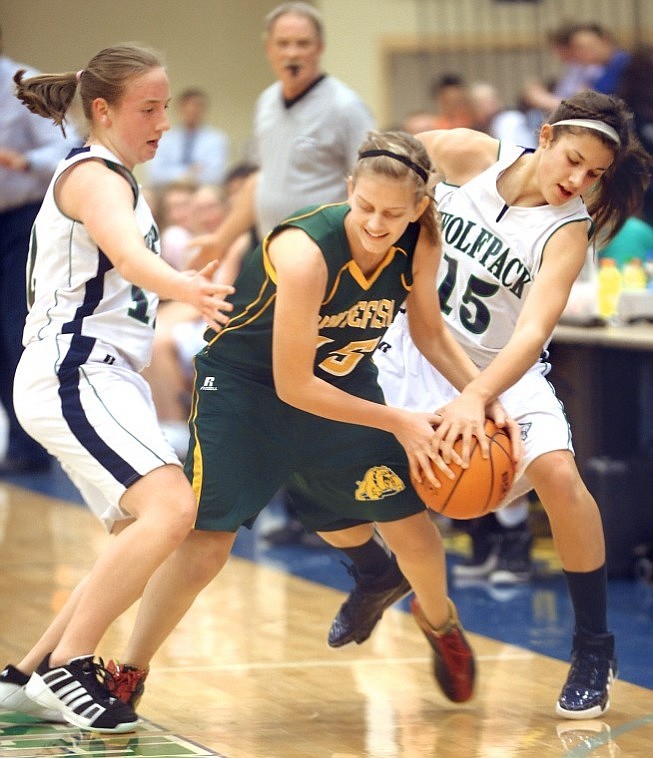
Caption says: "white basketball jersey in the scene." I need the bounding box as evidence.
[433,142,592,369]
[23,144,160,371]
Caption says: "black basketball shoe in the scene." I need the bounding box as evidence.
[328,557,411,647]
[25,654,139,733]
[556,631,617,719]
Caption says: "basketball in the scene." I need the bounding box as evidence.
[411,419,515,519]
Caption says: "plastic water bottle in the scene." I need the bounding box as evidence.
[622,257,647,290]
[597,257,622,319]
[644,252,653,290]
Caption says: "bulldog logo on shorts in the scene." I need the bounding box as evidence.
[355,465,405,501]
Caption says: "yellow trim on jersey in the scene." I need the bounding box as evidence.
[281,201,346,225]
[260,201,347,287]
[322,246,409,305]
[206,201,412,346]
[188,366,204,519]
[205,281,276,347]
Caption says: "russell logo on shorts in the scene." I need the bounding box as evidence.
[200,376,218,391]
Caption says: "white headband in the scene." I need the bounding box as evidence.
[552,118,621,146]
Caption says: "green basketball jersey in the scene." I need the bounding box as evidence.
[201,202,419,389]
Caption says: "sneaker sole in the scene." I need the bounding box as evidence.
[555,695,611,720]
[328,583,413,648]
[25,674,140,734]
[0,684,67,723]
[555,670,615,720]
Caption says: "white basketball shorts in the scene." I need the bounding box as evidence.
[13,335,181,531]
[374,325,573,506]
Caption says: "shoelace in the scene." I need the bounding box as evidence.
[108,665,145,702]
[79,657,119,702]
[567,651,607,687]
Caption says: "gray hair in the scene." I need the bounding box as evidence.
[264,2,324,42]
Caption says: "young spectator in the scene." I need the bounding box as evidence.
[145,87,229,188]
[568,24,631,97]
[158,180,196,270]
[469,81,537,148]
[142,181,235,458]
[401,108,437,136]
[429,72,475,131]
[522,21,604,116]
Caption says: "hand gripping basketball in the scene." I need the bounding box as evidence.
[411,419,515,519]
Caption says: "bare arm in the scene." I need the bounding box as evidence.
[417,128,500,185]
[212,232,253,287]
[187,171,259,269]
[406,230,481,393]
[405,230,493,462]
[57,160,234,330]
[459,221,590,404]
[270,228,445,486]
[429,221,589,467]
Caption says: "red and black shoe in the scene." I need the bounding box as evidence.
[411,597,476,703]
[106,660,149,709]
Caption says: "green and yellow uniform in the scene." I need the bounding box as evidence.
[186,202,426,532]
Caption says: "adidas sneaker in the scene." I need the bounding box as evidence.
[25,654,140,733]
[0,664,66,722]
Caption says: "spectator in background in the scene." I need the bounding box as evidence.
[401,108,437,136]
[429,72,475,130]
[568,24,630,97]
[522,21,604,118]
[618,44,653,226]
[145,87,229,188]
[585,43,653,279]
[469,81,537,148]
[158,181,196,270]
[0,23,79,474]
[143,172,253,459]
[451,497,535,588]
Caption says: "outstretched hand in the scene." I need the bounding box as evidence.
[179,259,234,331]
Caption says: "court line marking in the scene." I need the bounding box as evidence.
[562,713,653,757]
[147,651,534,674]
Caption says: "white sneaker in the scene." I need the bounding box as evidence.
[0,664,67,722]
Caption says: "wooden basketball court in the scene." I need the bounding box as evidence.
[1,482,652,757]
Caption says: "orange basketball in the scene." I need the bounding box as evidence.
[411,419,515,519]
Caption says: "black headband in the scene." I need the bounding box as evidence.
[357,149,429,184]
